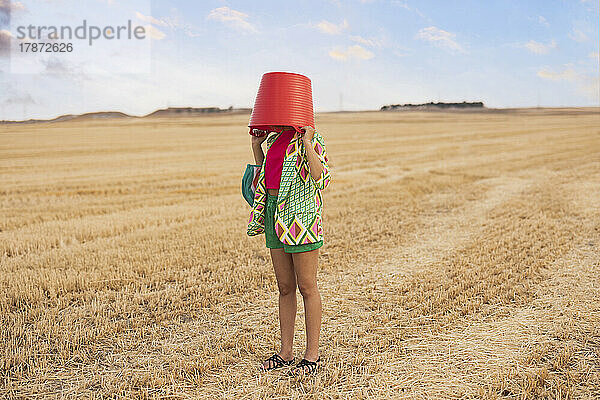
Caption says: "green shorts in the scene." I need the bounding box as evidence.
[265,192,323,253]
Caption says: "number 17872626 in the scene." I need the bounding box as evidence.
[19,42,73,52]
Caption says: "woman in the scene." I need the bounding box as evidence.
[247,124,332,375]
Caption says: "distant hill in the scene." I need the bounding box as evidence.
[144,107,252,117]
[0,111,132,124]
[0,107,252,124]
[381,101,485,111]
[74,111,132,120]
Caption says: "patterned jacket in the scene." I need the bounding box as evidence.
[247,130,332,245]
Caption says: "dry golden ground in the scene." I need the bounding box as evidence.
[1,109,599,399]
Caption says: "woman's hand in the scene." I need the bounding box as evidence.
[252,133,267,147]
[251,133,266,165]
[299,126,315,144]
[300,126,324,182]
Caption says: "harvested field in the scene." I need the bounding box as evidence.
[1,109,599,399]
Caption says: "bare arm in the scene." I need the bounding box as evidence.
[303,139,324,181]
[251,135,267,165]
[300,126,332,190]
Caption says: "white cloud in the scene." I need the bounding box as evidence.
[144,25,166,40]
[329,44,374,61]
[393,0,410,9]
[537,65,599,99]
[316,19,348,35]
[392,1,428,20]
[524,39,557,54]
[0,29,13,56]
[589,52,599,60]
[349,35,383,48]
[415,26,465,54]
[135,11,168,27]
[207,7,257,33]
[568,28,588,42]
[0,0,25,12]
[147,13,202,38]
[538,16,549,27]
[537,67,579,82]
[3,91,35,105]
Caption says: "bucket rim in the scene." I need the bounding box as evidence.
[260,71,311,81]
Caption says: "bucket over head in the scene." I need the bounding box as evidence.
[248,72,315,135]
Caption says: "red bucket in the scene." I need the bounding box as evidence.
[248,72,315,136]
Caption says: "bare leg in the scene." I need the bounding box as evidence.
[262,247,296,369]
[292,248,321,362]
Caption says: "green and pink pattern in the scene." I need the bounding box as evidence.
[247,130,331,245]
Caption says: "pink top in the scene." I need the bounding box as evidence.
[265,129,295,189]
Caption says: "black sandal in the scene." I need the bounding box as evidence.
[260,353,295,371]
[289,356,321,375]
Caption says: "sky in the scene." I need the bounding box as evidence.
[0,0,598,120]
